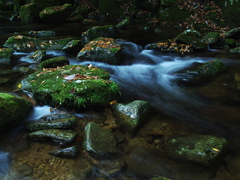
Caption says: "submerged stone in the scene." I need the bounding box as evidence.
[165,135,228,166]
[77,37,121,65]
[39,56,69,69]
[26,113,76,131]
[0,93,32,130]
[113,100,152,135]
[49,146,79,158]
[28,129,78,144]
[83,122,117,156]
[21,65,120,110]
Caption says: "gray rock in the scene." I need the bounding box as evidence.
[165,135,229,166]
[26,113,76,131]
[28,129,78,145]
[49,146,79,158]
[113,100,152,135]
[83,122,117,156]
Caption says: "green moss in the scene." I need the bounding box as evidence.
[39,56,69,69]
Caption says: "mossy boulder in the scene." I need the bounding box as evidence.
[77,37,121,65]
[165,135,229,166]
[83,122,117,157]
[39,56,69,69]
[0,48,13,63]
[0,93,32,130]
[146,40,193,54]
[3,35,73,52]
[82,25,114,44]
[62,40,83,54]
[113,100,152,135]
[174,29,207,50]
[28,129,78,145]
[39,3,72,23]
[21,65,120,110]
[197,59,226,79]
[203,32,220,45]
[26,50,47,62]
[26,113,76,131]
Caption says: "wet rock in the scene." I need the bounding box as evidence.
[26,50,47,62]
[165,135,229,166]
[197,59,226,79]
[26,113,76,131]
[62,40,83,54]
[81,25,114,44]
[113,100,152,135]
[77,37,121,65]
[21,65,120,110]
[0,69,24,84]
[230,47,240,53]
[0,48,13,63]
[83,122,117,157]
[3,35,73,52]
[225,38,236,48]
[28,30,56,37]
[225,27,240,39]
[27,129,78,145]
[203,32,220,45]
[0,93,32,130]
[39,3,72,23]
[39,56,69,69]
[49,146,79,158]
[115,18,130,29]
[174,29,207,50]
[146,40,193,54]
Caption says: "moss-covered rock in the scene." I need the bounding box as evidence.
[39,3,72,23]
[0,48,13,63]
[115,18,130,29]
[27,129,78,145]
[27,50,47,62]
[62,40,83,54]
[113,100,152,135]
[0,93,32,130]
[83,122,117,157]
[165,135,229,166]
[26,113,76,131]
[77,37,121,65]
[203,32,220,45]
[21,65,120,110]
[225,27,240,39]
[225,38,236,47]
[146,40,193,54]
[3,35,73,52]
[82,25,114,44]
[39,56,69,69]
[197,59,226,79]
[28,30,56,37]
[174,29,207,50]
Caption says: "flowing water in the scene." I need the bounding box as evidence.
[1,22,240,180]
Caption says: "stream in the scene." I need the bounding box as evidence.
[1,22,240,180]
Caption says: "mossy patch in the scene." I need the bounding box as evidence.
[21,65,120,110]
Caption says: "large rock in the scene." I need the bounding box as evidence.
[39,3,72,23]
[3,35,74,52]
[81,25,114,44]
[0,93,32,130]
[113,100,152,135]
[77,37,122,65]
[165,135,228,166]
[26,113,76,131]
[83,122,117,157]
[174,29,207,50]
[21,65,120,110]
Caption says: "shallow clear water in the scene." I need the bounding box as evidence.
[1,22,240,180]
